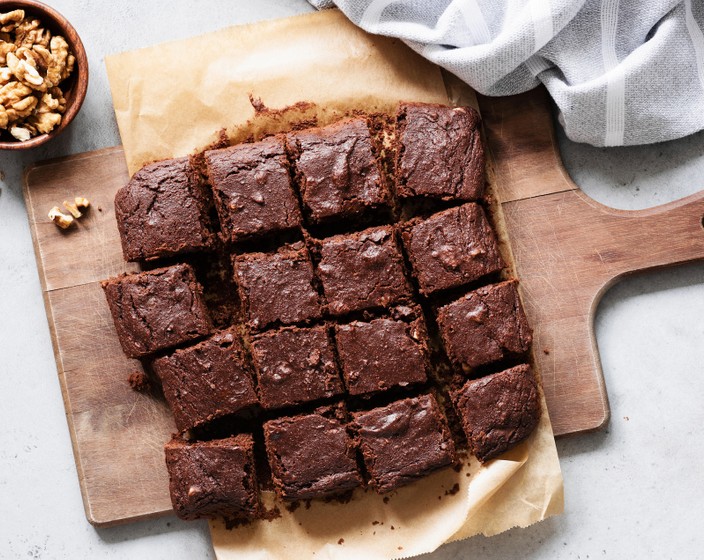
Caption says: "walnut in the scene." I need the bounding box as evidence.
[0,12,75,141]
[63,200,82,219]
[74,196,90,210]
[47,35,71,85]
[0,41,15,65]
[9,124,30,141]
[26,110,60,134]
[49,86,66,112]
[0,10,24,33]
[13,17,41,47]
[0,66,11,85]
[48,206,75,229]
[1,83,38,120]
[7,50,44,90]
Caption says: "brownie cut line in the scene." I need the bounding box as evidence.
[114,157,216,262]
[205,136,302,244]
[335,316,429,397]
[165,434,260,521]
[352,394,457,493]
[101,263,213,359]
[394,103,485,201]
[264,410,360,500]
[249,325,344,410]
[452,364,541,463]
[233,245,323,331]
[287,117,390,225]
[152,327,258,433]
[315,225,412,316]
[401,203,504,295]
[436,279,532,370]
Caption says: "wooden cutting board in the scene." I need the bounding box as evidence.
[23,87,704,527]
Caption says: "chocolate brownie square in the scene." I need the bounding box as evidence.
[394,103,485,201]
[452,364,541,462]
[436,280,532,370]
[287,117,390,225]
[250,325,343,410]
[114,157,216,262]
[233,245,322,331]
[401,203,504,295]
[205,136,302,243]
[335,317,429,396]
[165,434,260,521]
[152,328,258,432]
[101,264,212,358]
[264,411,360,500]
[315,226,412,316]
[351,394,457,493]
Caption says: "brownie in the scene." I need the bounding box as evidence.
[205,136,302,243]
[436,280,532,370]
[165,435,260,521]
[315,226,412,316]
[351,394,457,493]
[335,317,429,396]
[264,411,360,500]
[452,364,541,462]
[233,246,322,331]
[401,203,504,295]
[250,325,343,410]
[114,157,215,262]
[394,103,485,201]
[152,328,258,432]
[101,264,213,358]
[287,117,390,225]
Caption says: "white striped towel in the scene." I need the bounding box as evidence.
[309,0,704,147]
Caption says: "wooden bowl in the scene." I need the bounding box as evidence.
[0,0,88,150]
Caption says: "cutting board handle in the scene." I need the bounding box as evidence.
[479,87,704,435]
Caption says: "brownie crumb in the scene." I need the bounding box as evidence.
[127,371,150,393]
[383,496,390,504]
[260,505,282,522]
[445,483,460,496]
[391,525,395,530]
[372,520,380,526]
[285,501,301,513]
[338,538,344,545]
[543,348,550,355]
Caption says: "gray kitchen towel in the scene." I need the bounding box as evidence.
[309,0,704,147]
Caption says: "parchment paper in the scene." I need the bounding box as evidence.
[105,9,564,559]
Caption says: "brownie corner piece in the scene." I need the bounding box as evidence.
[233,245,322,331]
[316,225,412,316]
[334,316,429,397]
[452,364,541,463]
[394,102,484,201]
[152,327,258,432]
[287,117,390,225]
[400,203,504,295]
[351,394,457,493]
[250,324,343,410]
[114,156,215,262]
[436,279,532,370]
[101,263,213,358]
[263,411,360,500]
[164,434,260,521]
[205,135,302,244]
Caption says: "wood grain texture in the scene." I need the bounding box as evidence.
[479,88,704,435]
[24,147,174,527]
[23,89,704,526]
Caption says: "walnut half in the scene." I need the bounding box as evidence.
[48,206,74,229]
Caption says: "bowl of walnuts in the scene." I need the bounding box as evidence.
[0,0,88,149]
